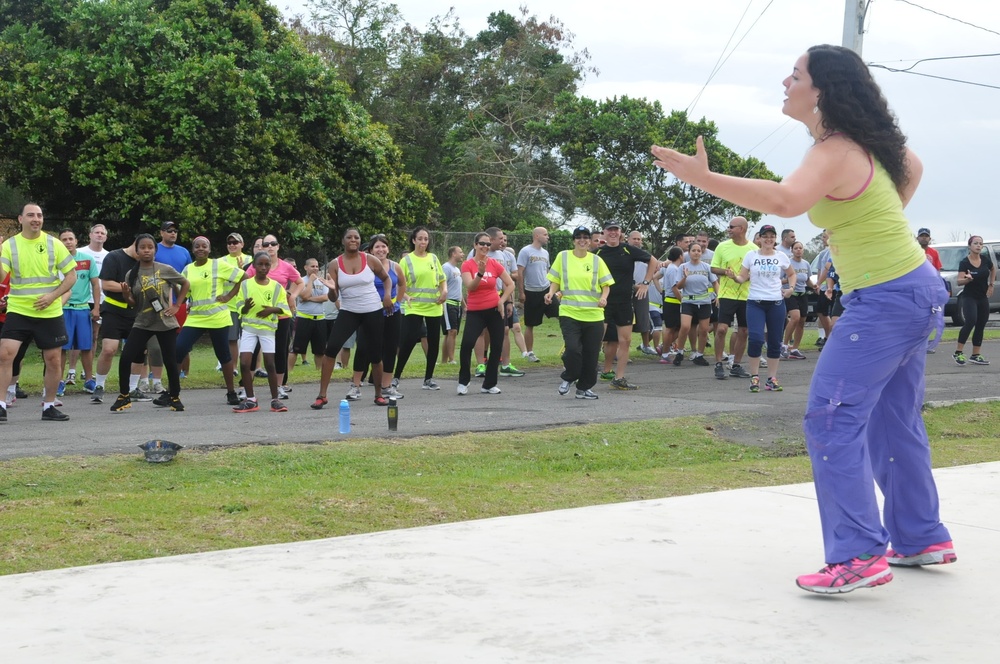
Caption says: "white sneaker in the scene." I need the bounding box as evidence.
[334,362,343,370]
[480,386,501,394]
[759,358,768,368]
[456,383,468,395]
[522,351,540,362]
[346,385,361,400]
[278,386,290,400]
[137,379,150,393]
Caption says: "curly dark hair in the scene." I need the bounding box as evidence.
[807,44,909,190]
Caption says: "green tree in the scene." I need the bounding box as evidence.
[549,95,779,256]
[0,0,433,245]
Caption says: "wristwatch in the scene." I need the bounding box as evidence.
[641,280,650,285]
[477,271,485,278]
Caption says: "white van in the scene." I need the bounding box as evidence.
[931,240,1000,325]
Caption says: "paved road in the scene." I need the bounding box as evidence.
[2,339,998,460]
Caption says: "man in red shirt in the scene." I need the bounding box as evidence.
[917,228,942,271]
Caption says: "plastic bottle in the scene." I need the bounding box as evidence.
[387,398,398,431]
[339,399,351,434]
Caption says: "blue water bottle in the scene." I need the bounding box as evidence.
[339,399,351,434]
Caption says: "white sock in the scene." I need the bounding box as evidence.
[129,374,140,391]
[818,329,826,340]
[96,374,107,388]
[43,401,55,410]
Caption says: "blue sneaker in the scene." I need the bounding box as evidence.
[83,378,97,394]
[56,380,66,397]
[179,370,187,379]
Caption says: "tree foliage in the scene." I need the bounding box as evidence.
[0,0,433,245]
[548,95,779,256]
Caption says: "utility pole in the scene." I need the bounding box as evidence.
[843,0,868,55]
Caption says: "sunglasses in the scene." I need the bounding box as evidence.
[227,240,242,245]
[476,242,491,247]
[162,228,178,233]
[261,241,279,247]
[727,225,741,229]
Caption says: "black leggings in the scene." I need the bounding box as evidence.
[356,313,401,379]
[120,328,180,397]
[325,309,384,367]
[395,313,441,381]
[958,295,989,347]
[459,308,504,389]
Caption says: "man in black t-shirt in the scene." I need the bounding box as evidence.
[595,221,660,390]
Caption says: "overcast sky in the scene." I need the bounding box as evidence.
[278,0,999,244]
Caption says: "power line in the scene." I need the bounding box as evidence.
[869,63,1000,90]
[868,52,1000,70]
[894,0,1000,38]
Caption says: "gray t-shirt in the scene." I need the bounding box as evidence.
[443,262,463,302]
[125,262,186,331]
[516,245,551,292]
[679,260,717,305]
[788,258,811,293]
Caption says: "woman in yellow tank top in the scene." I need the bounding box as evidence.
[651,45,954,595]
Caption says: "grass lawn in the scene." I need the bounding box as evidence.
[1,400,998,576]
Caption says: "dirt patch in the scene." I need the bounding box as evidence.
[709,411,808,457]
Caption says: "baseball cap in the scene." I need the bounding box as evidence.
[917,228,931,237]
[572,225,591,239]
[161,221,178,231]
[227,232,244,244]
[758,224,777,236]
[603,221,622,230]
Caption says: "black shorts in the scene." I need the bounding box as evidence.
[442,302,462,334]
[830,293,845,317]
[291,316,328,356]
[523,290,559,327]
[662,302,681,330]
[632,296,651,333]
[815,292,833,317]
[603,299,634,328]
[0,311,68,350]
[717,298,748,328]
[681,302,712,322]
[99,306,137,343]
[787,292,808,318]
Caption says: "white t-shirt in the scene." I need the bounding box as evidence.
[742,250,790,300]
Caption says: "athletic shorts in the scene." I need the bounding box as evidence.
[62,308,93,351]
[99,306,137,343]
[681,302,713,322]
[523,290,559,327]
[503,301,516,328]
[662,302,681,330]
[632,296,651,333]
[228,310,242,342]
[814,292,833,317]
[291,316,328,356]
[442,303,462,334]
[787,292,808,318]
[716,298,748,329]
[0,311,68,350]
[603,299,634,328]
[649,309,663,331]
[830,293,845,318]
[240,329,276,354]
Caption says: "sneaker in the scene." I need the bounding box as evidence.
[558,380,572,396]
[233,399,259,413]
[65,373,76,386]
[169,397,184,412]
[152,393,172,407]
[765,377,783,392]
[953,351,967,366]
[83,378,96,394]
[816,337,826,347]
[610,377,638,390]
[90,385,105,404]
[481,386,502,394]
[226,391,242,406]
[672,352,683,367]
[0,403,6,422]
[759,357,768,369]
[391,377,399,389]
[749,375,760,393]
[5,390,15,406]
[886,541,957,567]
[457,383,469,395]
[254,368,269,378]
[334,362,343,370]
[599,370,616,380]
[282,385,292,393]
[796,556,893,594]
[724,354,735,370]
[110,394,132,412]
[779,345,790,360]
[639,345,658,356]
[236,387,247,400]
[575,389,599,400]
[56,380,66,397]
[692,354,710,366]
[136,379,150,393]
[523,351,540,362]
[730,363,751,378]
[968,354,990,366]
[383,386,404,400]
[215,361,222,372]
[130,388,153,402]
[714,362,727,380]
[422,379,441,390]
[475,363,487,377]
[41,405,70,421]
[278,385,290,400]
[178,370,186,379]
[310,396,329,410]
[788,348,807,360]
[151,381,164,394]
[500,364,524,377]
[15,385,27,399]
[346,385,361,401]
[301,359,309,366]
[373,396,389,406]
[270,399,287,412]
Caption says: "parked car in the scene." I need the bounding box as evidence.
[931,240,1000,325]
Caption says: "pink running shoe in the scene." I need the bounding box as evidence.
[886,541,957,567]
[796,555,893,594]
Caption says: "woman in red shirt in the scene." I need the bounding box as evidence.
[457,233,515,395]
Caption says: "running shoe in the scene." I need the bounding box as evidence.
[391,377,399,389]
[0,403,6,423]
[310,396,328,410]
[254,368,269,378]
[954,351,967,366]
[178,370,186,379]
[168,397,184,412]
[749,375,760,393]
[41,405,70,421]
[610,377,638,390]
[599,370,616,380]
[65,373,76,386]
[815,337,826,347]
[575,389,599,400]
[215,361,222,372]
[475,363,487,377]
[278,385,290,400]
[558,380,572,396]
[346,385,361,401]
[886,540,957,567]
[282,385,292,393]
[233,399,259,413]
[137,379,150,393]
[765,377,783,392]
[457,383,469,395]
[270,399,288,412]
[779,345,790,360]
[83,378,97,394]
[788,348,807,360]
[5,389,15,406]
[692,354,710,366]
[523,351,540,362]
[334,362,343,370]
[15,384,27,399]
[714,362,727,380]
[383,386,404,400]
[500,364,524,377]
[110,394,132,412]
[968,354,990,365]
[301,359,310,366]
[795,555,893,594]
[638,345,658,356]
[422,379,441,390]
[373,396,389,406]
[759,357,768,369]
[481,386,502,394]
[90,385,105,404]
[152,393,172,407]
[130,388,153,402]
[672,352,683,367]
[724,354,735,369]
[730,363,751,378]
[226,391,242,406]
[56,381,66,398]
